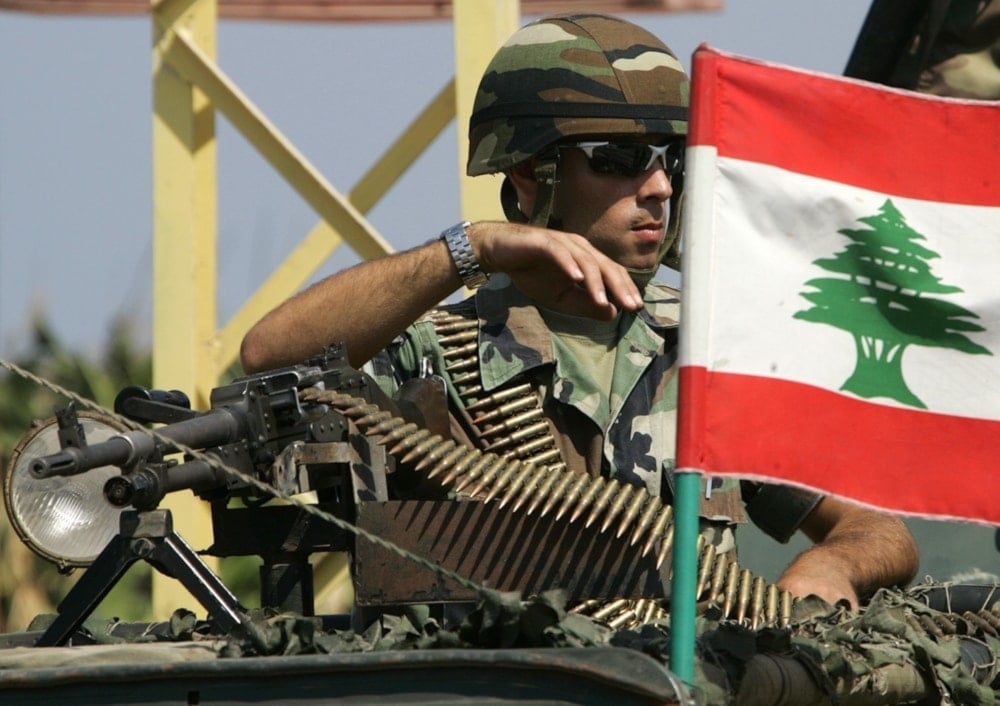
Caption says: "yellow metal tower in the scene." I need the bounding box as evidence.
[148,0,518,616]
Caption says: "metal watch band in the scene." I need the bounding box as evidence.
[440,221,488,289]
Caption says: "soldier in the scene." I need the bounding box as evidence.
[241,13,918,611]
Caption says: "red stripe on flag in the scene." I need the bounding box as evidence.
[689,47,999,206]
[678,366,1000,524]
[688,43,720,150]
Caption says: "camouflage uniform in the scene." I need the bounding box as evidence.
[366,274,821,548]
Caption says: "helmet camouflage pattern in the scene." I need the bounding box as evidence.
[467,13,690,176]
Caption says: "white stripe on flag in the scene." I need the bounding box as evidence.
[682,147,1000,420]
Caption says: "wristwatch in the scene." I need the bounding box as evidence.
[440,221,489,289]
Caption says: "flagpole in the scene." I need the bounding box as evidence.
[669,470,700,683]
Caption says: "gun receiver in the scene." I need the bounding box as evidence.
[29,344,394,511]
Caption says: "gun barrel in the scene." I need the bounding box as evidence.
[30,408,245,480]
[31,438,135,479]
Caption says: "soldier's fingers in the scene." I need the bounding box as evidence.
[558,236,642,312]
[570,252,613,309]
[603,265,643,312]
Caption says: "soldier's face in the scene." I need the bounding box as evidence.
[553,139,674,272]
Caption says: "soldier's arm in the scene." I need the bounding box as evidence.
[774,497,919,611]
[240,221,642,372]
[240,236,455,372]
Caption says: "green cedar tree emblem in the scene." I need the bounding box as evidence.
[795,199,991,409]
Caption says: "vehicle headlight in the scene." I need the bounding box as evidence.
[3,412,128,570]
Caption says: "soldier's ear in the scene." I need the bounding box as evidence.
[507,162,538,204]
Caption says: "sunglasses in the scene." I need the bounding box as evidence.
[564,140,685,178]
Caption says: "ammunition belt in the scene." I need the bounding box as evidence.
[424,308,566,475]
[300,387,798,631]
[424,308,793,630]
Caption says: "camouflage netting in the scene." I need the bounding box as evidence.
[23,583,997,705]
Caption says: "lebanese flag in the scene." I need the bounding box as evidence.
[677,47,1000,525]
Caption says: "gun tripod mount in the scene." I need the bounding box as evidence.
[34,509,248,648]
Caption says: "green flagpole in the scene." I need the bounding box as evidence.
[669,470,700,683]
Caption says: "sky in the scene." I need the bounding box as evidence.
[0,1,878,361]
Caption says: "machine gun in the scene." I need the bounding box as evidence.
[6,343,807,649]
[5,345,449,646]
[30,344,397,507]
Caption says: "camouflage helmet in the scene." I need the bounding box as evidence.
[467,13,689,177]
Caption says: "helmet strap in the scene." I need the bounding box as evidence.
[660,189,683,271]
[500,150,561,227]
[528,151,560,227]
[500,177,529,224]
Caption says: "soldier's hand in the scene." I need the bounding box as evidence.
[471,221,644,320]
[776,563,860,612]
